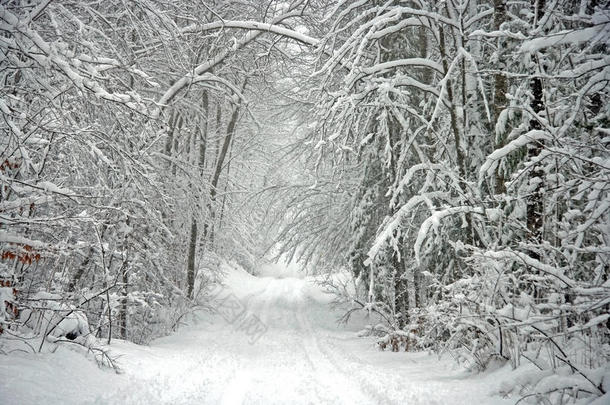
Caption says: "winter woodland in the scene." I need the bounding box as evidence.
[1,0,609,404]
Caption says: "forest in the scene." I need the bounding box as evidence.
[1,0,609,404]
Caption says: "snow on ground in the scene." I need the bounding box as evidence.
[1,262,515,404]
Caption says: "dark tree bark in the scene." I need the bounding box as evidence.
[202,81,246,245]
[186,219,197,298]
[493,0,509,194]
[526,0,546,247]
[119,260,129,340]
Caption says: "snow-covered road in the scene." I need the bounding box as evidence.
[1,264,513,404]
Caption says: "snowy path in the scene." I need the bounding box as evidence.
[1,265,513,404]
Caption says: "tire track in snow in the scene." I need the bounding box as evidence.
[312,331,400,405]
[298,302,398,404]
[294,293,374,405]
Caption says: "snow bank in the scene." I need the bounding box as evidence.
[0,345,122,405]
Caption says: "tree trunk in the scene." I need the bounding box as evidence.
[118,216,130,340]
[438,25,468,185]
[164,110,177,156]
[405,259,417,312]
[69,225,106,292]
[186,92,209,299]
[217,136,234,233]
[493,0,508,194]
[439,23,476,249]
[199,92,208,175]
[186,219,197,298]
[527,0,546,247]
[172,114,183,176]
[203,81,246,244]
[119,262,128,339]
